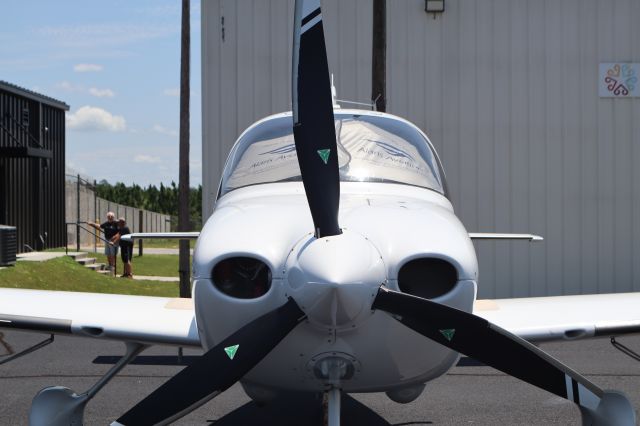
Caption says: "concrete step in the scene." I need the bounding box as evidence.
[77,257,96,266]
[86,263,106,271]
[67,252,88,260]
[97,270,112,276]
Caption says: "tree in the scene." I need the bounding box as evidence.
[95,181,202,231]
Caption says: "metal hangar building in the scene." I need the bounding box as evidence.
[0,81,69,252]
[201,0,640,298]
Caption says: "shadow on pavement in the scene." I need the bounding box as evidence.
[209,392,392,425]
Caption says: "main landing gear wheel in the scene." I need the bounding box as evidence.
[29,342,145,426]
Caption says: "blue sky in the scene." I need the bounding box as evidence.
[1,0,202,186]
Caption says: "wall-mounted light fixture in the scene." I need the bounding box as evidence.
[425,0,445,14]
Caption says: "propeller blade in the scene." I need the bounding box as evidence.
[113,298,306,426]
[372,287,636,425]
[292,0,341,238]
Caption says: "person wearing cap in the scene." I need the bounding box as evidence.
[113,218,134,278]
[88,211,119,275]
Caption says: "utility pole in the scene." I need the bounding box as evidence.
[372,0,387,112]
[178,0,191,298]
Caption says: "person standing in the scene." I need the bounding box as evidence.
[88,212,119,275]
[114,217,134,278]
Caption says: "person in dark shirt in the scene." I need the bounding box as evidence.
[88,211,119,274]
[114,217,134,278]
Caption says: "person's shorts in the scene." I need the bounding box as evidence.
[121,245,133,263]
[104,243,119,257]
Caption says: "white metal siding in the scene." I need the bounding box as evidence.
[202,0,640,298]
[202,0,371,206]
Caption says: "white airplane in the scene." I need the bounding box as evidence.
[1,1,639,425]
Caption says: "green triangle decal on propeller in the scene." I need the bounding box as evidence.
[439,329,455,341]
[224,344,239,360]
[317,149,331,164]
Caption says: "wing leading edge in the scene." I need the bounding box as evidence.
[3,289,638,347]
[475,292,640,342]
[0,288,200,348]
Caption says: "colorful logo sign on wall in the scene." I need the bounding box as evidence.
[599,63,639,97]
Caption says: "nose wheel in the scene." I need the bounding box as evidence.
[323,387,341,426]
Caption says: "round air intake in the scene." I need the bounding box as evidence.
[212,257,272,299]
[398,258,458,299]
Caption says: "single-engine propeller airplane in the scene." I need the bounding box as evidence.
[1,0,640,425]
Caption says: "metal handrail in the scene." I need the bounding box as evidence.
[77,223,111,243]
[65,222,118,275]
[65,222,111,249]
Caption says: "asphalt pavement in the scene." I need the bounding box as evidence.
[0,330,638,425]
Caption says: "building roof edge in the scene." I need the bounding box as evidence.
[0,81,70,111]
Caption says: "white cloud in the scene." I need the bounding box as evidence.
[56,81,83,91]
[40,24,178,49]
[134,155,162,164]
[152,124,178,137]
[73,63,103,72]
[56,82,114,98]
[89,87,115,98]
[163,88,180,97]
[67,106,126,132]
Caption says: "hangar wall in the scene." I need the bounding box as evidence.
[201,0,640,298]
[0,81,68,252]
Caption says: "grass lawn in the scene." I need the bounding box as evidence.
[90,253,187,277]
[0,257,179,297]
[47,249,189,277]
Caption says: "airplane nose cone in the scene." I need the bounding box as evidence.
[285,230,386,329]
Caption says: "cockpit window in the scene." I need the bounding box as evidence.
[219,113,445,197]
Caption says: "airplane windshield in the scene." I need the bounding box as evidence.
[219,113,446,196]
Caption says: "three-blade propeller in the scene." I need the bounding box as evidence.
[113,0,635,424]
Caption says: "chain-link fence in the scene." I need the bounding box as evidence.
[66,174,172,251]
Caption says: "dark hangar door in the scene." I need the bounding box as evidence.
[0,164,5,224]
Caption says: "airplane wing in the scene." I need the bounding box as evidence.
[0,288,200,348]
[120,231,200,241]
[474,292,640,342]
[3,288,638,347]
[468,233,543,241]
